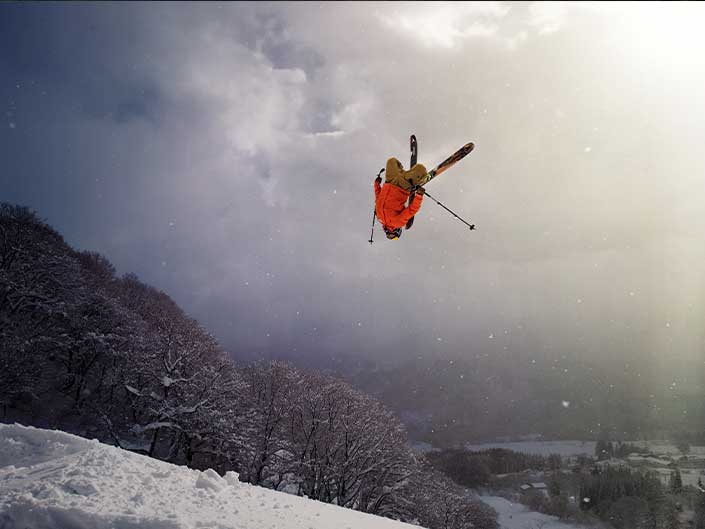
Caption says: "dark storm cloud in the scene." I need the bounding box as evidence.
[255,12,325,77]
[2,1,704,385]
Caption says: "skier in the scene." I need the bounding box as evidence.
[374,157,429,240]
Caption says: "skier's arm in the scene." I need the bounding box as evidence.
[388,194,423,225]
[374,179,382,198]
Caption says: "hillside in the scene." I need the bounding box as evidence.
[0,205,498,528]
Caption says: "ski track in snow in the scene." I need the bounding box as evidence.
[0,424,420,529]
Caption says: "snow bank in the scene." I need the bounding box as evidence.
[0,423,419,529]
[0,423,95,470]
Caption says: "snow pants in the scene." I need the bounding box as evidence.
[385,158,428,191]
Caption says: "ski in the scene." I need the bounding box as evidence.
[426,141,474,183]
[405,134,418,230]
[410,134,418,167]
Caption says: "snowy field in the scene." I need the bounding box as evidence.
[0,423,420,529]
[480,496,599,529]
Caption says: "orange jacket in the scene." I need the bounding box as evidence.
[374,180,423,229]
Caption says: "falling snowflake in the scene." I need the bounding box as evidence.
[562,400,570,408]
[584,147,592,153]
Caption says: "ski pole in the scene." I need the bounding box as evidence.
[368,210,376,244]
[422,190,475,231]
[369,168,385,244]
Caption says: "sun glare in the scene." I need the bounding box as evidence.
[377,2,508,49]
[609,2,705,73]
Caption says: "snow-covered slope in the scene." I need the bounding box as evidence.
[0,423,420,529]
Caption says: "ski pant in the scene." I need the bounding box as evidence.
[385,158,428,191]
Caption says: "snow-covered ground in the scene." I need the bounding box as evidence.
[480,496,598,529]
[0,423,420,529]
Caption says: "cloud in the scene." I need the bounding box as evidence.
[527,2,568,34]
[376,2,510,49]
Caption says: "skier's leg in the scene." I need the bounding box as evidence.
[385,158,411,189]
[406,163,429,187]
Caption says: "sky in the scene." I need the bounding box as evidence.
[2,1,705,387]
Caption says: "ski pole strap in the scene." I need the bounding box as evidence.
[423,190,475,231]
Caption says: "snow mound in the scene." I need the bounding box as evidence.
[0,423,96,470]
[0,423,419,529]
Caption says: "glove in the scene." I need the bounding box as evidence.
[375,176,382,185]
[415,186,425,196]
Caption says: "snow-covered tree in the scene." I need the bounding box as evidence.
[695,491,705,529]
[393,462,498,529]
[0,205,85,419]
[669,468,683,494]
[239,360,299,485]
[105,275,245,464]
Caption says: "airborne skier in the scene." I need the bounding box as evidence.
[372,138,475,241]
[374,157,429,240]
